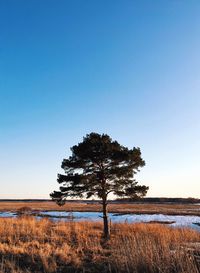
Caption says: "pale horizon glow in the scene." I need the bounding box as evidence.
[0,1,200,199]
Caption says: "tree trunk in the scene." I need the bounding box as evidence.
[102,199,110,239]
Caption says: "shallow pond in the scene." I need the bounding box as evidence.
[0,212,16,218]
[39,211,200,230]
[1,210,200,231]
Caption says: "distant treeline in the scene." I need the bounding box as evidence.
[0,197,200,204]
[114,197,200,204]
[0,199,51,202]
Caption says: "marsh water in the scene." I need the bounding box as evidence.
[1,210,200,231]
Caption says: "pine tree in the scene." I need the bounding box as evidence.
[50,132,148,238]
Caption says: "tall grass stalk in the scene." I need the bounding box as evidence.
[0,217,199,273]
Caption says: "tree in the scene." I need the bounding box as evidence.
[50,133,149,239]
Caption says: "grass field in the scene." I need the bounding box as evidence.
[0,201,200,216]
[0,217,200,273]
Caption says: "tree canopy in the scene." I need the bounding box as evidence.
[50,132,149,238]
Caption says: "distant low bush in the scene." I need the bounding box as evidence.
[17,206,32,214]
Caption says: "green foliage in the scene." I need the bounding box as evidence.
[50,133,148,203]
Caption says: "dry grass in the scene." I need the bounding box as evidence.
[1,201,200,216]
[0,217,199,273]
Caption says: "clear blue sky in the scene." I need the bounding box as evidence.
[0,1,200,198]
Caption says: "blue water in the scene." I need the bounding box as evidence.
[0,211,16,218]
[39,211,200,230]
[1,210,200,231]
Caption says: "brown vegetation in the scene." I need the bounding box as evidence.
[1,201,200,216]
[0,217,199,273]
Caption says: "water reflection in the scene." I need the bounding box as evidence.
[1,210,200,231]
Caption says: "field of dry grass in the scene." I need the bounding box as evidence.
[0,201,200,216]
[0,217,200,273]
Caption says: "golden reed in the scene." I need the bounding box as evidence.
[0,217,199,273]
